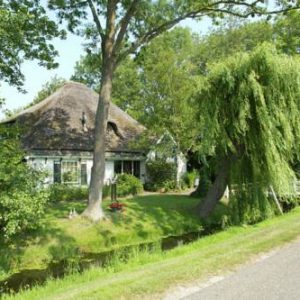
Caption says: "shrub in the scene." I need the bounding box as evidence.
[116,173,143,197]
[182,170,198,189]
[48,184,89,202]
[0,190,48,239]
[48,184,111,202]
[0,132,49,241]
[146,160,176,191]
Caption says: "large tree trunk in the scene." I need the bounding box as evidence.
[82,1,117,222]
[198,156,232,218]
[83,54,115,221]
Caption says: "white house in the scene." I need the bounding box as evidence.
[2,82,187,185]
[2,82,147,185]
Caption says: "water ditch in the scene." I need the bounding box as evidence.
[0,228,218,296]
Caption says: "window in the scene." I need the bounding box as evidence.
[53,162,61,183]
[81,163,87,185]
[114,160,122,174]
[114,160,141,179]
[62,161,78,184]
[133,161,140,178]
[123,161,132,174]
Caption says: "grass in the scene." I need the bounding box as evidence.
[1,194,224,281]
[4,206,300,300]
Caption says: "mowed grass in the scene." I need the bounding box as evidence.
[5,206,300,300]
[1,194,217,280]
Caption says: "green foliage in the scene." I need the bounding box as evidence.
[5,206,300,300]
[71,53,101,90]
[48,184,89,202]
[0,128,48,240]
[31,76,66,106]
[72,56,143,120]
[48,184,112,202]
[197,44,300,221]
[72,27,200,154]
[0,1,65,89]
[146,160,176,191]
[196,20,274,73]
[47,176,143,203]
[228,188,275,225]
[274,10,300,55]
[183,170,198,189]
[196,11,300,75]
[116,174,143,197]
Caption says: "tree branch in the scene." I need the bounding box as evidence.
[87,0,105,40]
[113,0,139,55]
[116,0,299,64]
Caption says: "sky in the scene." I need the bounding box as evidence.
[0,6,213,120]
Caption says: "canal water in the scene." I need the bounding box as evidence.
[0,229,216,296]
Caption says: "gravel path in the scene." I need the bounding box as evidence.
[183,239,300,300]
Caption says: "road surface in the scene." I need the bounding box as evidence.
[184,239,300,300]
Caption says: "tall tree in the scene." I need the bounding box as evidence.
[72,27,199,148]
[49,0,300,221]
[196,10,300,72]
[196,44,300,218]
[136,27,199,153]
[273,10,300,54]
[72,55,143,119]
[0,1,65,90]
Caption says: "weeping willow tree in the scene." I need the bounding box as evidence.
[197,44,300,221]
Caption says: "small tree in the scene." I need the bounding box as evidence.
[0,127,49,241]
[196,44,300,218]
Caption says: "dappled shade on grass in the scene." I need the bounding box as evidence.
[1,194,225,282]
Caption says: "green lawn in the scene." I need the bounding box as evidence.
[5,206,300,300]
[1,194,221,281]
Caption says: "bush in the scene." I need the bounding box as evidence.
[146,160,176,191]
[0,132,49,241]
[0,190,48,239]
[48,184,112,202]
[48,184,89,202]
[116,173,143,197]
[182,170,198,189]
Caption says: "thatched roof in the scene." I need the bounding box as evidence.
[3,82,145,154]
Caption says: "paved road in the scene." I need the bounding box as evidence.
[185,239,300,300]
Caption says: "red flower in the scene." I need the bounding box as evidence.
[109,202,125,210]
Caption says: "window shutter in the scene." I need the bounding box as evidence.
[53,162,61,183]
[81,163,87,185]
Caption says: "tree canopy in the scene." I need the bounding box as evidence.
[197,44,300,220]
[0,1,65,89]
[48,0,300,221]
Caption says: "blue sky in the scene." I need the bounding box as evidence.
[0,8,213,120]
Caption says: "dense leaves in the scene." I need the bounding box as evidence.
[146,160,177,192]
[116,173,143,197]
[0,1,65,89]
[196,10,300,74]
[197,44,300,221]
[0,128,48,240]
[31,75,66,105]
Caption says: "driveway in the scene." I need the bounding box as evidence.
[183,239,300,300]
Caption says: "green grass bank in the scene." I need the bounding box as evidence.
[1,194,216,281]
[4,206,300,300]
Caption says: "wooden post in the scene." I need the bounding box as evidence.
[270,185,283,215]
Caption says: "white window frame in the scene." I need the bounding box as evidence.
[61,161,79,184]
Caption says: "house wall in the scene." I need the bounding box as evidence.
[104,161,114,183]
[28,155,146,186]
[28,158,55,185]
[177,154,187,181]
